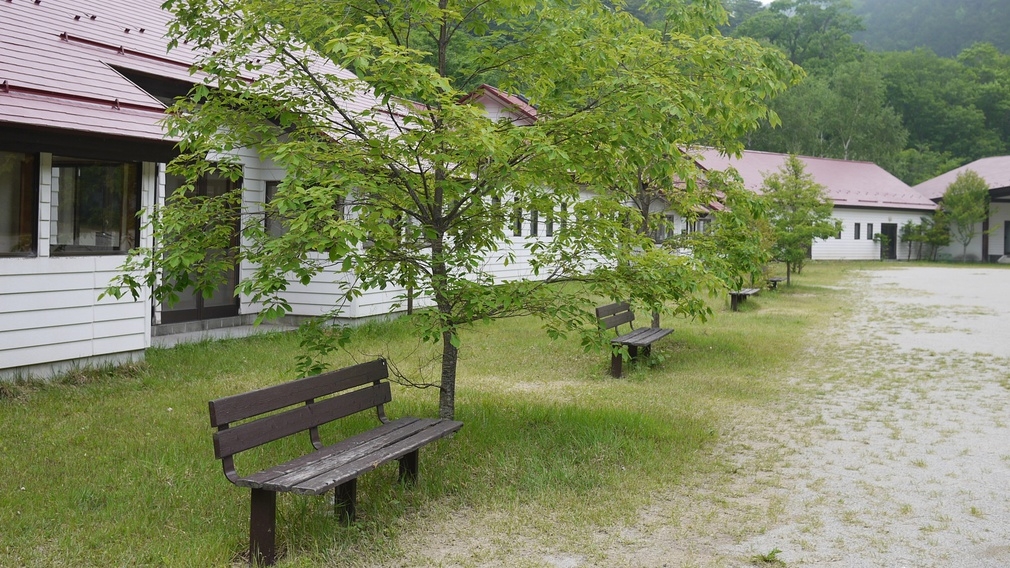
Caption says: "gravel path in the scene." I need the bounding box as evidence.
[720,266,1010,567]
[375,266,1010,567]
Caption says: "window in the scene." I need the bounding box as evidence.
[265,181,285,238]
[854,223,861,240]
[530,209,538,237]
[560,202,568,231]
[545,211,554,237]
[51,156,140,255]
[0,151,37,256]
[867,223,874,240]
[687,218,710,234]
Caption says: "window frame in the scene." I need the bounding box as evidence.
[854,222,861,240]
[49,156,141,257]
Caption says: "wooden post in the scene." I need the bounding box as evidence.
[249,489,276,566]
[334,479,357,525]
[399,450,419,484]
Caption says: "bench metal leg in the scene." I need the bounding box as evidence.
[334,478,357,525]
[730,295,740,311]
[250,489,276,566]
[399,449,419,484]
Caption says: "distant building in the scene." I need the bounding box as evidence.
[696,149,937,260]
[912,156,1010,262]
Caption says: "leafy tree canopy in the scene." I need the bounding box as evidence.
[106,0,800,419]
[733,0,865,74]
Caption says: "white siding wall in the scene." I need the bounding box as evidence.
[0,158,154,377]
[934,202,1010,261]
[812,207,929,261]
[987,202,1010,259]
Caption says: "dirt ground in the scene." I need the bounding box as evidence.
[377,266,1010,568]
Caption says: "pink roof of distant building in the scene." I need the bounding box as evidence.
[695,149,936,212]
[461,84,537,124]
[912,156,1010,200]
[0,0,383,143]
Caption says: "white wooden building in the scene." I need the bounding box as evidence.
[696,149,937,260]
[0,2,565,378]
[912,156,1010,262]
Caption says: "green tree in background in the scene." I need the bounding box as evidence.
[762,155,841,283]
[941,170,991,262]
[747,58,906,165]
[734,0,864,73]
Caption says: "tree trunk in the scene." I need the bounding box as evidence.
[438,327,458,420]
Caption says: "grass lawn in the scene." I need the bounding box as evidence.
[1,262,866,567]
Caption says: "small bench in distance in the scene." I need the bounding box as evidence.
[767,277,785,290]
[729,287,761,311]
[595,301,673,378]
[208,358,462,566]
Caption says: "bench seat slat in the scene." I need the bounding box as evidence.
[245,418,433,489]
[612,327,673,347]
[234,417,463,495]
[237,417,424,487]
[290,419,463,495]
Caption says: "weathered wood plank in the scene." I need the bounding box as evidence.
[613,327,672,347]
[594,301,631,319]
[209,359,388,427]
[237,418,422,486]
[599,310,635,330]
[247,418,438,489]
[290,419,463,495]
[214,382,392,458]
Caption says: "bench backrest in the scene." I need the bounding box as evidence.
[209,358,390,460]
[596,302,635,332]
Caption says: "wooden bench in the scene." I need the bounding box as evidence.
[208,358,463,566]
[595,302,673,378]
[767,277,785,290]
[729,287,760,311]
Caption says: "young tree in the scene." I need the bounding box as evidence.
[920,212,951,261]
[762,155,841,283]
[106,0,798,420]
[941,170,991,262]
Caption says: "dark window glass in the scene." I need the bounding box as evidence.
[854,223,861,240]
[51,156,139,255]
[530,209,538,237]
[0,151,37,256]
[867,223,874,240]
[265,181,285,238]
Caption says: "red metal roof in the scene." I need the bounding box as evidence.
[0,0,384,144]
[912,156,1010,200]
[695,149,936,212]
[461,84,538,124]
